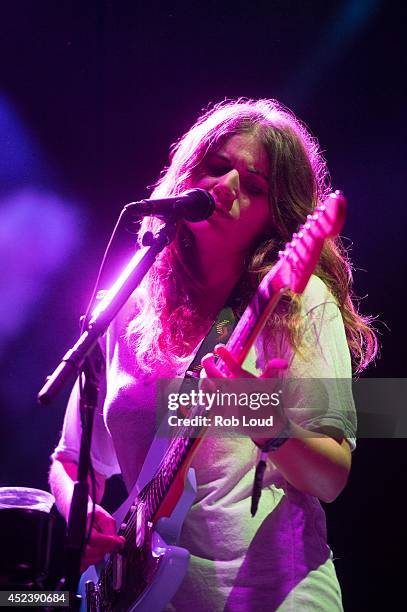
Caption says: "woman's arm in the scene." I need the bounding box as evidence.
[49,459,106,521]
[258,425,351,502]
[49,459,124,570]
[202,345,352,503]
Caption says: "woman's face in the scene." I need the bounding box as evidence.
[186,132,272,256]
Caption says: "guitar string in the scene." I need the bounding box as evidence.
[98,436,190,589]
[117,433,195,543]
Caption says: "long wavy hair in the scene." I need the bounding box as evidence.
[127,98,377,375]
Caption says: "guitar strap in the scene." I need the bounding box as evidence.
[154,306,237,436]
[182,306,237,383]
[180,306,274,518]
[158,306,270,517]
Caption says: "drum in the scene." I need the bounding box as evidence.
[0,487,55,589]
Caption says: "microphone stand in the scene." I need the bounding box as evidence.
[38,216,178,608]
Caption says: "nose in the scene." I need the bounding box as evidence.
[213,169,240,214]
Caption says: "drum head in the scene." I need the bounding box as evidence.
[0,487,55,512]
[0,488,55,588]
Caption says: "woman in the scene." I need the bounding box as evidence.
[50,98,377,610]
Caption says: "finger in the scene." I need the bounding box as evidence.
[268,358,288,370]
[201,353,224,379]
[261,358,288,379]
[214,345,250,378]
[199,376,217,394]
[93,510,117,536]
[82,551,106,569]
[81,531,126,571]
[80,543,123,572]
[89,531,125,551]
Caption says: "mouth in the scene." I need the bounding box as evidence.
[214,206,232,219]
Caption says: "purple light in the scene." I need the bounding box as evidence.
[0,188,84,353]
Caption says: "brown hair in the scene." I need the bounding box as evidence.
[127,98,377,374]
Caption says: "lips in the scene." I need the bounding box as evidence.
[214,206,232,219]
[213,195,234,215]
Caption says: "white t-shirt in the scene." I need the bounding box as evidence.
[52,275,356,611]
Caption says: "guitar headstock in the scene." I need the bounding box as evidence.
[272,190,347,294]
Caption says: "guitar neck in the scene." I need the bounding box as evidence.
[222,273,288,370]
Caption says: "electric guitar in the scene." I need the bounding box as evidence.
[79,191,347,611]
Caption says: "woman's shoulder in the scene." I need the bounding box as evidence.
[300,275,337,316]
[246,275,345,372]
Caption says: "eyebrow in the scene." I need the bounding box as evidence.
[212,152,269,183]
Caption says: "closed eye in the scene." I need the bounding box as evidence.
[245,179,268,196]
[202,157,269,195]
[205,161,231,177]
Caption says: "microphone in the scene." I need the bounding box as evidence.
[124,188,215,222]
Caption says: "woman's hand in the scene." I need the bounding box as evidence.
[201,344,351,502]
[201,344,287,380]
[81,504,125,572]
[201,344,289,441]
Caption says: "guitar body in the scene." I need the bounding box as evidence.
[79,529,189,612]
[79,430,197,612]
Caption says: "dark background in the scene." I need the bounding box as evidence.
[0,1,406,608]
